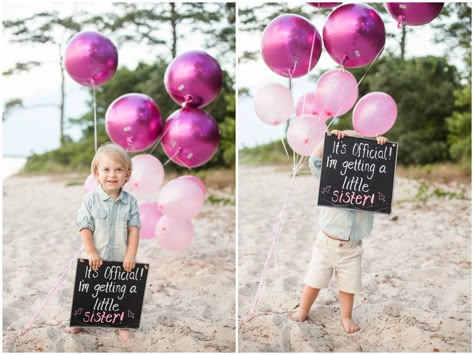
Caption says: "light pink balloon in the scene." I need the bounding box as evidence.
[254,83,294,125]
[177,175,206,198]
[155,216,194,251]
[158,178,205,220]
[352,92,398,137]
[83,174,99,194]
[138,201,163,240]
[125,154,165,194]
[315,69,359,118]
[287,115,328,156]
[295,93,330,121]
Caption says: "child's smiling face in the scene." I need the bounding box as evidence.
[94,155,130,197]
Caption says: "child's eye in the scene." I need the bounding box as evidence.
[117,168,123,172]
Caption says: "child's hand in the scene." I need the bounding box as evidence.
[123,255,136,272]
[331,129,345,140]
[88,252,103,271]
[376,133,388,145]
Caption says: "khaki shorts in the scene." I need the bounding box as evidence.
[304,230,363,294]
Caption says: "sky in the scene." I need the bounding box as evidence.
[2,2,465,156]
[236,2,465,149]
[2,1,233,157]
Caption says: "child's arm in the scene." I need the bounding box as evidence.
[80,228,103,271]
[123,226,139,272]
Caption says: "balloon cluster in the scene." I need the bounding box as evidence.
[65,31,223,252]
[254,2,444,144]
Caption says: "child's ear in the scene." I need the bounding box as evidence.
[126,168,132,182]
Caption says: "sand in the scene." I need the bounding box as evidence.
[238,165,471,352]
[3,174,235,352]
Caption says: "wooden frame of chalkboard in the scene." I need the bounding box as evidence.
[317,134,398,214]
[69,259,149,329]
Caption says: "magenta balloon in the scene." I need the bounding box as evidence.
[307,2,341,8]
[105,93,163,152]
[352,92,398,137]
[138,201,163,240]
[161,107,220,168]
[323,3,386,68]
[177,175,206,197]
[261,14,322,78]
[64,31,118,87]
[164,50,223,108]
[83,174,99,194]
[386,3,444,26]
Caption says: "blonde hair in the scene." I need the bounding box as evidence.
[91,143,132,176]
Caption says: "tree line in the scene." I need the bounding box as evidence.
[3,3,236,172]
[238,2,471,168]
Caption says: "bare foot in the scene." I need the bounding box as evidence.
[290,308,308,322]
[64,327,82,334]
[341,317,360,333]
[118,329,134,341]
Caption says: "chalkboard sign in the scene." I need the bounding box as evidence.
[70,259,149,329]
[317,134,398,214]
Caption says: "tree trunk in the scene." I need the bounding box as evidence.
[400,25,406,60]
[170,3,177,58]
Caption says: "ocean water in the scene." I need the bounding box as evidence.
[3,157,27,180]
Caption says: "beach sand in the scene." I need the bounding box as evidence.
[238,165,471,352]
[3,174,235,352]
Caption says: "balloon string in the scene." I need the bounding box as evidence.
[16,246,84,336]
[248,163,304,320]
[280,137,290,160]
[92,84,98,152]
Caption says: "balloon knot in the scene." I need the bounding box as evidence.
[397,15,405,29]
[341,55,349,66]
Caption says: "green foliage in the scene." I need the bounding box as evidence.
[331,56,461,165]
[65,60,235,173]
[239,140,289,165]
[446,85,472,167]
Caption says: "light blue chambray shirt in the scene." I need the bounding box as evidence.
[76,185,141,261]
[309,156,374,241]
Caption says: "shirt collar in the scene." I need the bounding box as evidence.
[96,184,128,203]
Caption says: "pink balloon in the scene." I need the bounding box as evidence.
[158,178,205,220]
[177,175,206,198]
[254,83,294,125]
[125,154,165,194]
[352,92,398,137]
[138,201,163,240]
[386,3,444,27]
[307,2,341,8]
[64,31,118,87]
[83,174,99,194]
[155,216,194,252]
[164,50,223,108]
[296,93,330,121]
[161,107,220,168]
[287,115,328,156]
[261,14,322,78]
[323,3,386,68]
[314,69,359,117]
[105,93,163,152]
